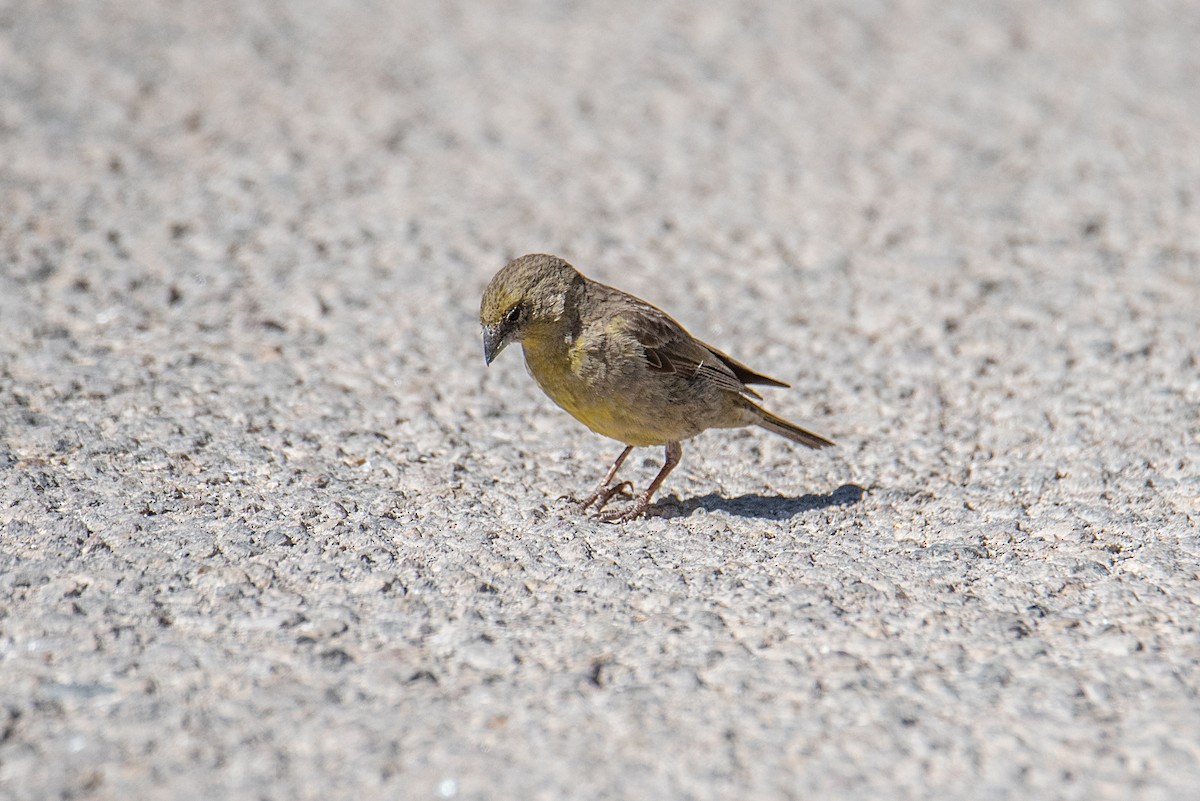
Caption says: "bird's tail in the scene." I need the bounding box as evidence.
[748,402,835,450]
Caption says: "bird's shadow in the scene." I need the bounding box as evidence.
[653,483,866,521]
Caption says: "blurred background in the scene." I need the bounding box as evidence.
[1,1,1197,799]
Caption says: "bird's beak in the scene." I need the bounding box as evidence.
[482,324,507,366]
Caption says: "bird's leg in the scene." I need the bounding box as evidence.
[577,445,634,511]
[600,441,682,523]
[593,480,634,511]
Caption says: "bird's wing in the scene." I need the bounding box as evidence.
[616,303,769,400]
[696,343,790,390]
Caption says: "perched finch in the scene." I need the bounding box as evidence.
[480,254,834,522]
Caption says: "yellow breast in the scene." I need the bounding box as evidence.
[520,332,675,446]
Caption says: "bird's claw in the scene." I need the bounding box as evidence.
[578,481,634,512]
[597,481,634,510]
[597,496,651,523]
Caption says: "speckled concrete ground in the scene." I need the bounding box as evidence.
[1,1,1198,799]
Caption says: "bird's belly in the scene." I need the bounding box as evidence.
[523,345,691,446]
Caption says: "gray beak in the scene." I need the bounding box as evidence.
[482,325,507,366]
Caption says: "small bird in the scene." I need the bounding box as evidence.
[480,254,834,522]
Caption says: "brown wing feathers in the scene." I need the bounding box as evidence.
[634,320,789,401]
[601,285,790,400]
[643,340,762,398]
[702,344,790,389]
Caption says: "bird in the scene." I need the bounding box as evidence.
[479,253,834,522]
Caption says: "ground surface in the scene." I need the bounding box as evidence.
[1,1,1198,799]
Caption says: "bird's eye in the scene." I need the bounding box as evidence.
[505,305,522,324]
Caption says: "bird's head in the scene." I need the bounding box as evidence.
[480,253,583,365]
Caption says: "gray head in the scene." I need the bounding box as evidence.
[479,254,583,364]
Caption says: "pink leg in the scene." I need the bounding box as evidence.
[600,441,682,523]
[578,445,634,511]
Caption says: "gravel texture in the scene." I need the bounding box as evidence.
[1,1,1198,799]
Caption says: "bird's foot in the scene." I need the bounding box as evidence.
[597,494,652,523]
[577,481,634,512]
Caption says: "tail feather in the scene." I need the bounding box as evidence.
[751,403,835,450]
